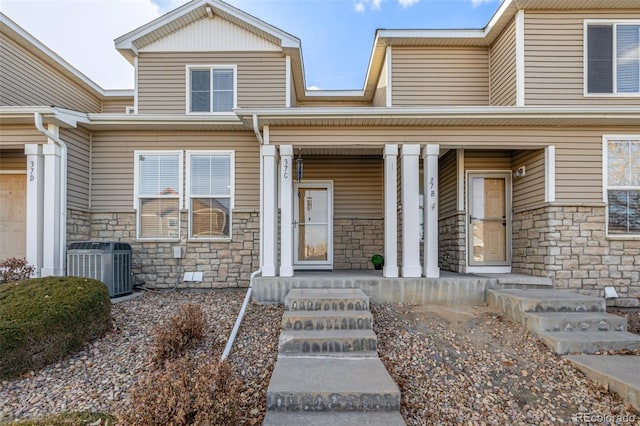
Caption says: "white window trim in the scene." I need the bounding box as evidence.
[133,150,184,241]
[185,64,238,114]
[186,150,235,240]
[583,20,640,98]
[602,135,640,239]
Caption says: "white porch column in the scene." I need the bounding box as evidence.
[383,144,399,277]
[41,141,62,276]
[24,144,44,277]
[261,144,278,277]
[279,145,294,277]
[423,144,440,278]
[401,144,422,277]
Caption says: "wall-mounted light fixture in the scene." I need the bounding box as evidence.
[513,165,526,178]
[296,148,304,182]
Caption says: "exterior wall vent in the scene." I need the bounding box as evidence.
[67,241,133,297]
[125,106,135,115]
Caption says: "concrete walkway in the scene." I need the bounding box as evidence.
[565,355,640,412]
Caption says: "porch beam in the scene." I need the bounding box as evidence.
[261,144,278,277]
[423,144,440,278]
[401,144,422,277]
[279,145,294,277]
[383,144,398,278]
[24,144,43,277]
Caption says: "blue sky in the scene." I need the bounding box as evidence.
[1,0,501,90]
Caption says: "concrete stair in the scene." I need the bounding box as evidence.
[264,288,404,425]
[488,289,640,355]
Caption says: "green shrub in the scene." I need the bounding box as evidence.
[152,303,207,363]
[120,357,241,426]
[0,276,112,379]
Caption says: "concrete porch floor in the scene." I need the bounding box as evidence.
[252,270,552,306]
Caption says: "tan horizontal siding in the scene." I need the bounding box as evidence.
[490,17,517,106]
[0,125,47,145]
[91,131,259,211]
[373,54,387,107]
[271,126,640,204]
[137,52,286,114]
[392,47,489,106]
[102,98,134,113]
[301,157,383,218]
[525,11,640,106]
[0,34,101,112]
[438,150,457,216]
[512,149,545,211]
[60,127,90,210]
[0,149,26,169]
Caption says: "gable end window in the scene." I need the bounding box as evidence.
[586,22,640,95]
[187,65,237,113]
[604,137,640,236]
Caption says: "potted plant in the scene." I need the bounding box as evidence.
[371,254,384,270]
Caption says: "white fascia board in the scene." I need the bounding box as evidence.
[485,0,515,35]
[0,13,104,96]
[104,89,135,97]
[0,106,56,115]
[377,29,486,40]
[52,108,90,127]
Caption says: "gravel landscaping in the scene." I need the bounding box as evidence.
[1,291,638,425]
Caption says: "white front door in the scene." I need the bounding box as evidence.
[293,182,333,269]
[467,172,511,271]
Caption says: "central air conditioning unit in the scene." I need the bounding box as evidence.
[67,241,133,298]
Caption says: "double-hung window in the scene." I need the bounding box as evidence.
[187,151,234,239]
[604,136,640,236]
[134,151,183,239]
[187,65,236,113]
[586,21,640,95]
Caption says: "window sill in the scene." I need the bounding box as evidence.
[136,238,181,242]
[606,234,640,240]
[584,93,640,98]
[187,238,232,243]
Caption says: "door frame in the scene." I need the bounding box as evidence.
[465,171,512,273]
[293,180,333,270]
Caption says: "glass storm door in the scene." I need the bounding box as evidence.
[468,173,511,266]
[293,182,333,269]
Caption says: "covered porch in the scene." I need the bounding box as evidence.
[252,270,553,305]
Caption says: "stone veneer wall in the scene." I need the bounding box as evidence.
[512,205,640,300]
[67,209,91,241]
[438,212,466,273]
[89,209,260,289]
[333,218,384,270]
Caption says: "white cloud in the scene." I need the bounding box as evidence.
[307,86,322,91]
[371,0,382,10]
[398,0,419,7]
[470,0,498,7]
[354,2,366,13]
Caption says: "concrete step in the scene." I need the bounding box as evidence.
[266,357,401,412]
[263,410,406,425]
[537,331,640,355]
[524,312,628,334]
[285,288,370,312]
[487,289,606,325]
[565,355,640,412]
[282,310,374,331]
[480,273,554,290]
[279,329,377,355]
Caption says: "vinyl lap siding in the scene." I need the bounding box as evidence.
[90,131,259,211]
[270,126,640,204]
[512,149,545,211]
[301,157,383,218]
[438,150,457,216]
[0,34,101,112]
[60,127,90,210]
[392,47,489,106]
[373,55,388,107]
[490,18,517,106]
[525,11,640,106]
[0,149,26,170]
[102,98,134,113]
[0,125,46,145]
[137,52,286,113]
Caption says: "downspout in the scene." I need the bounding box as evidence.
[34,112,67,275]
[220,114,265,361]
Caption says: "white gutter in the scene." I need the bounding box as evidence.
[34,112,67,276]
[252,114,264,144]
